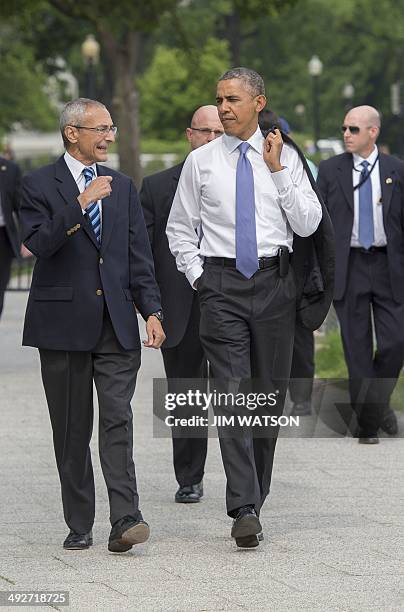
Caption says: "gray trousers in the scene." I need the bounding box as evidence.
[39,310,141,533]
[198,261,296,517]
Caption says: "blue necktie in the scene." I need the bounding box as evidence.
[358,160,374,249]
[82,167,101,244]
[235,142,258,278]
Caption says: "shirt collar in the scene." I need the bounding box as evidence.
[353,145,378,170]
[223,125,264,155]
[64,150,97,183]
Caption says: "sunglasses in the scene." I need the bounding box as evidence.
[341,125,373,135]
[341,125,361,134]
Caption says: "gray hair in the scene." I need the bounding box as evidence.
[60,98,106,147]
[218,67,265,97]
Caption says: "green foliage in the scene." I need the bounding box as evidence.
[0,31,57,134]
[315,330,348,379]
[138,38,230,140]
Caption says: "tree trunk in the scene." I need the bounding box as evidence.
[224,10,241,66]
[99,30,142,187]
[112,59,142,186]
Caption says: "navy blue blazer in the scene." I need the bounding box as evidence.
[318,151,404,303]
[20,156,161,350]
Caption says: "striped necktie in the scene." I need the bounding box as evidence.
[82,167,101,244]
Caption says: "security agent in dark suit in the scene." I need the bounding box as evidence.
[20,98,165,552]
[140,106,224,503]
[317,105,403,444]
[0,156,21,318]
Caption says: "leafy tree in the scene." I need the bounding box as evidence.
[0,26,57,135]
[138,38,230,140]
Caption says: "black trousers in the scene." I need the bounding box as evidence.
[198,261,296,517]
[334,249,404,434]
[161,295,208,487]
[289,324,314,404]
[39,310,141,534]
[0,227,13,319]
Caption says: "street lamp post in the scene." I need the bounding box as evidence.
[308,55,323,151]
[81,34,100,99]
[342,83,355,111]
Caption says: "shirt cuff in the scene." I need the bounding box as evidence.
[186,263,205,290]
[270,167,293,193]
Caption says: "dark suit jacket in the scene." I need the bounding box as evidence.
[280,135,335,331]
[317,151,404,303]
[0,156,21,257]
[20,156,161,351]
[140,162,195,349]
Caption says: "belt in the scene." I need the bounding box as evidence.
[205,256,279,270]
[351,246,387,254]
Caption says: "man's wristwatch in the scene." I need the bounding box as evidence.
[148,310,164,322]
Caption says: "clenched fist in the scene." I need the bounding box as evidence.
[263,128,284,173]
[77,176,113,209]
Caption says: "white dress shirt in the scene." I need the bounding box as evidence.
[166,126,322,287]
[351,146,386,247]
[63,151,102,222]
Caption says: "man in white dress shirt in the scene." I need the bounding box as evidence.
[166,68,322,548]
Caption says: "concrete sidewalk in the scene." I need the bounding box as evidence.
[0,292,403,612]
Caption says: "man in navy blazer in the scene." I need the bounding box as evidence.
[0,155,21,319]
[317,105,404,443]
[20,98,165,552]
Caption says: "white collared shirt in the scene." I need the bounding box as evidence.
[166,126,322,287]
[63,151,102,221]
[351,146,386,247]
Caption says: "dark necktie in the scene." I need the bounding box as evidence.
[235,142,258,278]
[358,160,374,249]
[82,167,101,244]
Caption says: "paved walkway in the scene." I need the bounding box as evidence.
[0,292,403,612]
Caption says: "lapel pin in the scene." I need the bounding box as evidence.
[1,166,6,171]
[386,177,393,184]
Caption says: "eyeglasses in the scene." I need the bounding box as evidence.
[341,125,372,135]
[190,127,224,137]
[72,125,118,135]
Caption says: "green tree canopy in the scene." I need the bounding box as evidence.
[138,38,230,140]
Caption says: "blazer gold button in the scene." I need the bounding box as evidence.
[67,230,71,236]
[96,289,103,296]
[76,223,81,229]
[99,257,104,264]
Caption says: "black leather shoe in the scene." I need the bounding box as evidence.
[358,435,379,445]
[291,401,311,416]
[108,515,150,553]
[63,530,93,550]
[380,409,398,436]
[231,506,262,548]
[175,480,203,503]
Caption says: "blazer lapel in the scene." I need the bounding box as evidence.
[54,156,99,249]
[97,164,118,253]
[379,153,394,220]
[336,153,354,211]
